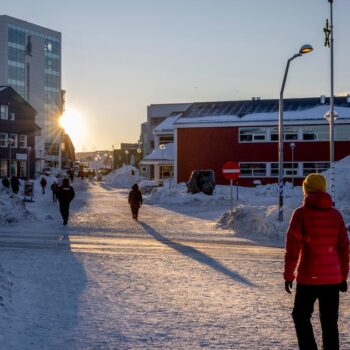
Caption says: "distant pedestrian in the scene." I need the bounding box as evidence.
[284,173,349,350]
[2,176,10,190]
[57,178,75,225]
[50,181,59,203]
[128,183,143,220]
[40,176,47,194]
[79,169,84,181]
[10,175,20,194]
[67,168,74,183]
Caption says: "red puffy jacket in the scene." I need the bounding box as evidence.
[284,192,349,285]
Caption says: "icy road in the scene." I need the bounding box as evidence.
[0,182,349,349]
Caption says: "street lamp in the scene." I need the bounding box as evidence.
[159,144,166,182]
[328,0,336,205]
[289,142,296,188]
[8,137,14,178]
[137,148,142,181]
[278,44,313,221]
[27,146,31,180]
[125,149,129,165]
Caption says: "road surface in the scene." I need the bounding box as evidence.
[0,182,348,349]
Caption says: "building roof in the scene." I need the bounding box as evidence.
[140,143,174,164]
[0,86,37,114]
[175,96,350,126]
[153,114,182,134]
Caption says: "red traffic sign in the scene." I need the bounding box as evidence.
[222,161,240,180]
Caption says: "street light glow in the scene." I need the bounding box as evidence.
[299,44,313,55]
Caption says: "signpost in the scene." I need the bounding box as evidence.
[222,162,240,211]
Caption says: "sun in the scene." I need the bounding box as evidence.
[59,107,86,146]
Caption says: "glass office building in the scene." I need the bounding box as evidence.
[0,15,63,170]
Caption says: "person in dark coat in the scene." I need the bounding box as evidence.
[2,177,10,190]
[10,176,20,194]
[57,178,75,225]
[50,181,59,203]
[128,183,143,220]
[284,173,349,350]
[40,176,47,194]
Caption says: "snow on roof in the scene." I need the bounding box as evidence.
[174,105,350,126]
[153,115,181,133]
[141,143,174,162]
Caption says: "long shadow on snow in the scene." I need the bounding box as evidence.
[138,221,254,287]
[1,230,87,350]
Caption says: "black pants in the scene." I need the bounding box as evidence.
[130,205,139,219]
[292,283,340,350]
[59,203,70,223]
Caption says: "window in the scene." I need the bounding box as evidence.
[303,162,329,176]
[239,128,266,142]
[240,163,267,177]
[19,135,27,148]
[0,105,8,120]
[0,133,7,147]
[0,160,7,177]
[270,127,298,141]
[271,163,298,177]
[10,113,15,121]
[9,134,18,148]
[302,126,328,141]
[335,125,350,141]
[284,127,298,140]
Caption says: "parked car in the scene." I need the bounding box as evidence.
[186,170,216,195]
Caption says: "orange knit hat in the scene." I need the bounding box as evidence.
[302,173,327,194]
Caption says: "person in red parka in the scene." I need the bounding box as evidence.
[284,173,349,350]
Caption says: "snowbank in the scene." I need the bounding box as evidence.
[0,191,36,224]
[144,157,350,244]
[104,165,139,188]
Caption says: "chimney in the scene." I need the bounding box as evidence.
[320,95,326,104]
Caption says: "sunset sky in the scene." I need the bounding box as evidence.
[3,0,350,151]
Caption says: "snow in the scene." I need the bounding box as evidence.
[175,105,350,125]
[153,115,181,133]
[141,143,174,162]
[104,165,139,188]
[0,158,349,348]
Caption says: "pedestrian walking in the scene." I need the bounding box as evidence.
[284,173,349,350]
[40,176,47,194]
[50,181,59,203]
[2,176,10,190]
[128,183,143,220]
[57,178,75,225]
[10,175,20,194]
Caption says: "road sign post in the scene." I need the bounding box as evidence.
[222,162,240,211]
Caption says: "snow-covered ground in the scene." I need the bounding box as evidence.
[0,159,349,349]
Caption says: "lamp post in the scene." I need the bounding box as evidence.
[137,148,142,181]
[289,142,296,188]
[125,149,129,165]
[159,144,166,182]
[328,0,336,205]
[278,44,313,221]
[27,146,31,180]
[8,137,14,178]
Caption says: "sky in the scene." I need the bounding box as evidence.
[2,0,350,152]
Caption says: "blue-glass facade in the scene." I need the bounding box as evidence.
[7,24,61,115]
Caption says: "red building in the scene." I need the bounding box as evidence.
[174,97,350,186]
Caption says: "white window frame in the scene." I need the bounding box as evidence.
[0,133,8,147]
[9,134,18,148]
[0,105,8,120]
[239,162,267,177]
[239,127,267,143]
[19,135,27,148]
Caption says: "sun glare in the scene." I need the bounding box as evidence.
[59,108,86,147]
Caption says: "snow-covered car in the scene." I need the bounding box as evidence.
[186,170,216,195]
